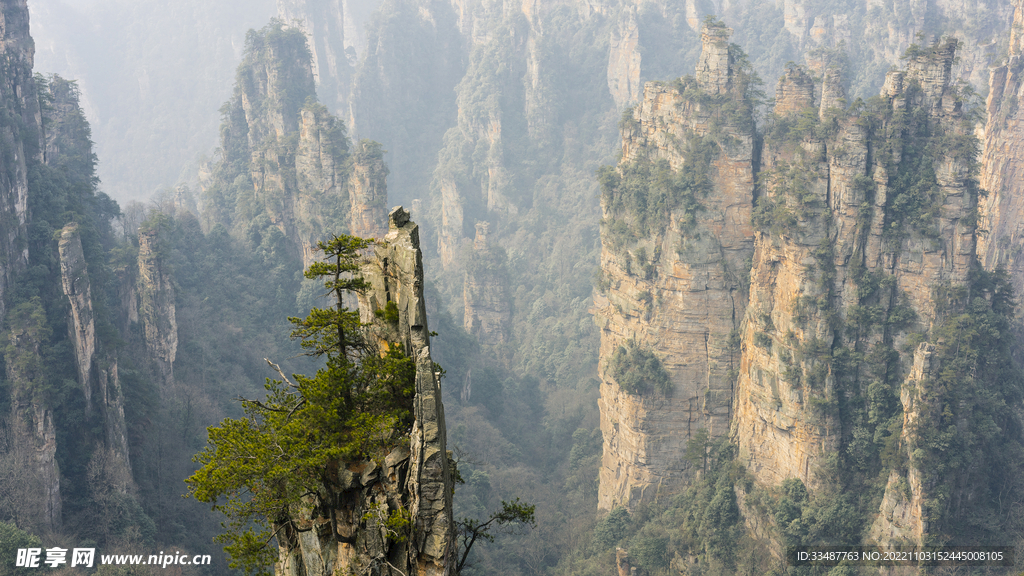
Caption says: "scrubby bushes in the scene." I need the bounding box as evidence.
[609,343,673,396]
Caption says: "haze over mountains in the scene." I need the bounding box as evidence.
[3,1,1024,574]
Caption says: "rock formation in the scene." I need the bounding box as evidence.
[765,0,1008,92]
[58,223,96,410]
[740,37,979,542]
[57,223,132,475]
[4,299,62,532]
[277,0,353,115]
[607,6,641,109]
[138,226,178,387]
[0,0,39,326]
[347,139,388,240]
[463,222,511,345]
[978,0,1024,301]
[203,21,386,267]
[275,207,453,576]
[595,17,1005,548]
[594,22,757,510]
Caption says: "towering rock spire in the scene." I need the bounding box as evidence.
[138,226,178,388]
[0,0,39,326]
[276,208,453,576]
[695,22,734,95]
[463,221,511,344]
[594,20,757,511]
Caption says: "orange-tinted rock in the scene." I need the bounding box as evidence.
[595,23,756,511]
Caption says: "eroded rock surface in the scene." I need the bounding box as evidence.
[597,29,986,551]
[204,23,386,267]
[138,227,178,387]
[979,0,1024,301]
[58,223,96,410]
[594,23,756,510]
[463,222,511,345]
[276,208,453,576]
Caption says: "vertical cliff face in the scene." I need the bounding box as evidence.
[228,22,318,253]
[752,0,1009,94]
[0,0,39,326]
[58,223,96,410]
[463,222,510,345]
[347,139,388,240]
[57,222,132,477]
[293,101,355,267]
[732,64,842,490]
[277,0,353,114]
[432,0,607,268]
[607,6,641,109]
[735,38,979,527]
[594,21,1006,547]
[137,227,178,387]
[275,207,453,576]
[868,49,980,546]
[46,76,134,482]
[978,0,1024,300]
[4,300,61,532]
[0,0,58,534]
[593,23,757,510]
[96,358,131,475]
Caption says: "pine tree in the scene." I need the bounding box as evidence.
[186,235,416,575]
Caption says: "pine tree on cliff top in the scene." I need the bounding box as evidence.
[185,235,416,575]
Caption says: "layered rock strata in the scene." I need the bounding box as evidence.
[597,30,986,549]
[978,0,1024,300]
[594,23,756,510]
[737,40,978,542]
[732,64,842,489]
[275,207,453,576]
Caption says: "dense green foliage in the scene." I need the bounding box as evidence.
[599,137,715,248]
[187,235,417,574]
[555,439,771,576]
[609,343,672,396]
[911,268,1024,545]
[0,522,40,576]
